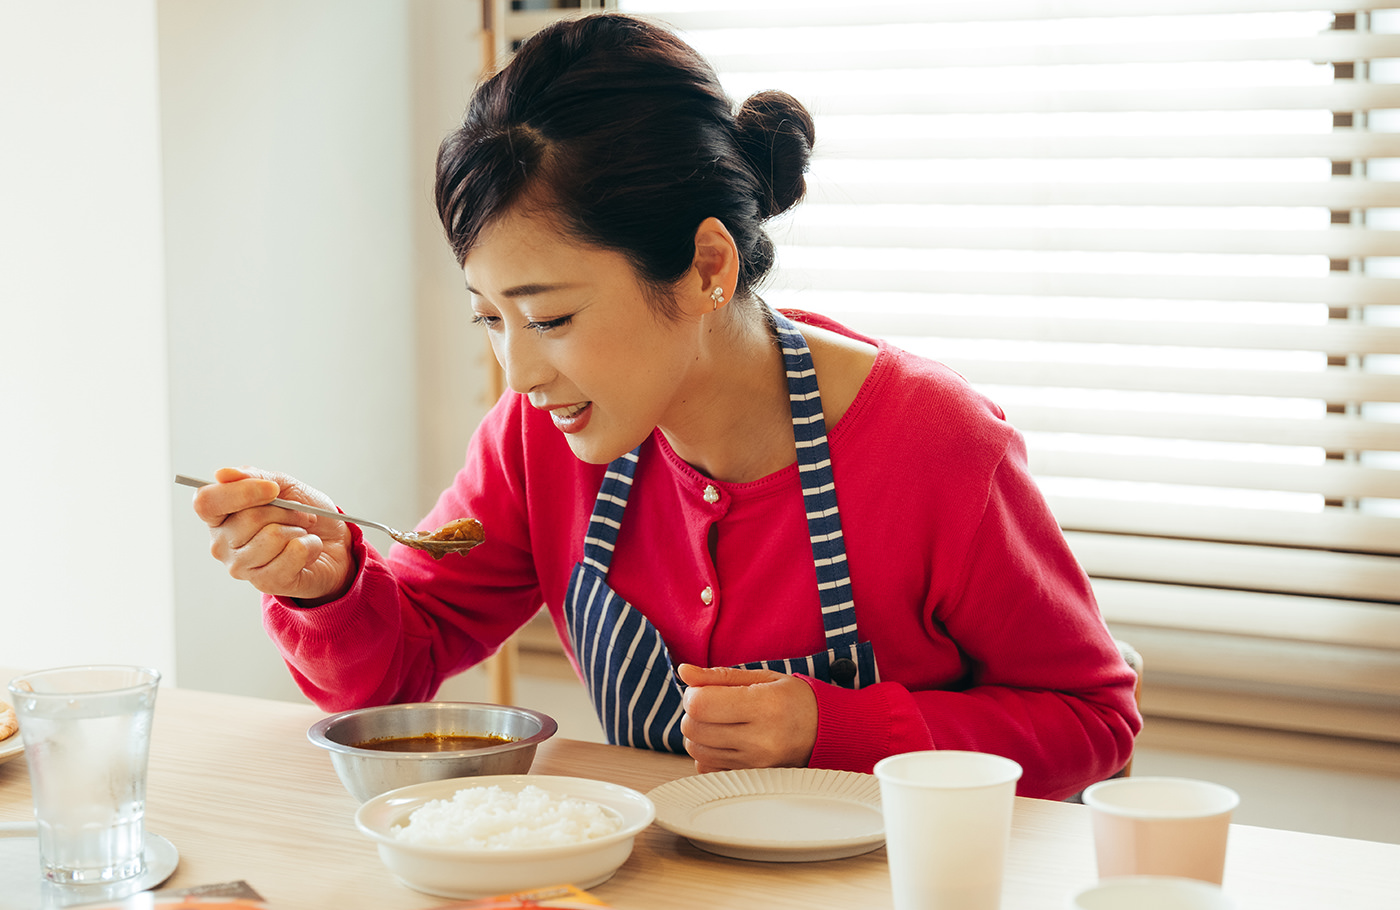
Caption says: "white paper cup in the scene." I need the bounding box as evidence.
[1069,875,1236,910]
[1082,777,1238,885]
[875,750,1023,910]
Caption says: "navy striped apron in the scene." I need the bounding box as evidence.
[562,313,880,754]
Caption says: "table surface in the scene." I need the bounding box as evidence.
[1,675,1397,909]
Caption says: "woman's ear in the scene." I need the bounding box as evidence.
[685,217,741,316]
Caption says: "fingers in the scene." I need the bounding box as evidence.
[213,465,254,484]
[191,471,281,526]
[185,466,353,602]
[682,721,782,773]
[678,667,818,771]
[681,667,782,723]
[232,529,317,581]
[216,516,318,574]
[677,663,784,690]
[195,466,337,523]
[218,518,350,601]
[688,750,741,776]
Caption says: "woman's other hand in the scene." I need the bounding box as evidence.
[677,664,819,773]
[190,466,354,604]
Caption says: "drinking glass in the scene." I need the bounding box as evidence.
[6,665,160,885]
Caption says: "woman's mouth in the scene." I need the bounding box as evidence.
[550,402,592,433]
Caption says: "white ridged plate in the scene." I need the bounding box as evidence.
[646,768,884,862]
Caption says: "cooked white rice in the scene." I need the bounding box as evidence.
[392,784,623,849]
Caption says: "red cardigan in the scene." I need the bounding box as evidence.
[265,312,1140,800]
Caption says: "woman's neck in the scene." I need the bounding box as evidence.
[658,305,795,484]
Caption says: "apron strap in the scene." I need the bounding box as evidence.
[581,447,641,574]
[771,313,860,650]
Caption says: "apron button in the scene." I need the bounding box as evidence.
[702,484,719,504]
[829,657,858,688]
[700,586,714,605]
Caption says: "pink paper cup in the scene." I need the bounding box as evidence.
[1082,777,1239,885]
[1068,876,1236,910]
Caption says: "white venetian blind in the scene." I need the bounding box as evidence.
[623,0,1400,758]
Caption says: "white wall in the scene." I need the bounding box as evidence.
[161,0,491,701]
[0,1,177,676]
[407,2,499,516]
[1,0,491,700]
[160,0,421,701]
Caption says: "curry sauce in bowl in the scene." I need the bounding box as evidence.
[309,702,558,802]
[354,733,514,753]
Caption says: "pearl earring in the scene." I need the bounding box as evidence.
[710,286,726,310]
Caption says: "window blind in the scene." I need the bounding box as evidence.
[623,0,1400,758]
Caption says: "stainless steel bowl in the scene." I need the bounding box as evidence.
[307,702,558,802]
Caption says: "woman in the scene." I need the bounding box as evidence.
[192,13,1139,800]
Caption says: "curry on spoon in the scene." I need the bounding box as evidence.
[174,474,483,559]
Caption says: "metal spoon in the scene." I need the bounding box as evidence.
[174,474,482,559]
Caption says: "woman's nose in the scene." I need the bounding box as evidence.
[497,328,551,394]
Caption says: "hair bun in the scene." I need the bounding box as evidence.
[734,90,815,219]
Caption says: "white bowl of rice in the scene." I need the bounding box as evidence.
[354,774,656,899]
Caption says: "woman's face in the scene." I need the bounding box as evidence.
[463,205,701,465]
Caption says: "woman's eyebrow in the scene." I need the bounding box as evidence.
[465,281,580,299]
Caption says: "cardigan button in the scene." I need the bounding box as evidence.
[829,658,858,688]
[702,484,720,504]
[700,586,714,605]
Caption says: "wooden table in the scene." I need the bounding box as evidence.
[2,677,1397,909]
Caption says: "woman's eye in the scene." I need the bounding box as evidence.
[470,314,499,329]
[524,315,573,334]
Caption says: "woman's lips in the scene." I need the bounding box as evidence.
[550,402,592,433]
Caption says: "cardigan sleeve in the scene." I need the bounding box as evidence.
[804,436,1141,801]
[260,396,549,711]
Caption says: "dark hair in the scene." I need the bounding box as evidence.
[434,13,814,313]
